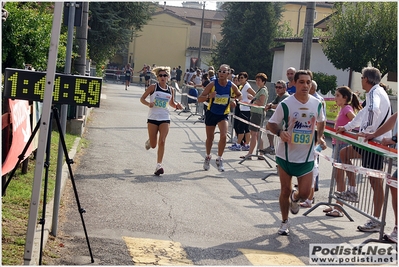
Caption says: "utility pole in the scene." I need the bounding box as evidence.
[300,2,315,70]
[24,3,63,264]
[52,1,89,236]
[52,1,76,237]
[75,2,89,119]
[196,1,205,69]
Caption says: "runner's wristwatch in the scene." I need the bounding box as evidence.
[392,136,397,143]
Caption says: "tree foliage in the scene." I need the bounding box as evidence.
[276,21,294,39]
[211,2,284,79]
[2,2,67,71]
[321,2,397,77]
[88,2,155,65]
[312,72,337,95]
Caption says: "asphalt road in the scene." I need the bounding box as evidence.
[42,81,396,265]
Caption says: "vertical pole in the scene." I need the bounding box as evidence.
[24,2,63,265]
[38,112,53,265]
[300,2,315,70]
[196,1,205,69]
[75,2,89,119]
[52,2,75,237]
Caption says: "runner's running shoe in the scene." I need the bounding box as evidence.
[290,189,300,215]
[216,158,224,172]
[154,164,164,176]
[203,155,211,171]
[145,139,151,150]
[278,220,290,235]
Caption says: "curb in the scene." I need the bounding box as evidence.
[31,137,81,265]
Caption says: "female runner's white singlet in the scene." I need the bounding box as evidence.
[148,83,172,121]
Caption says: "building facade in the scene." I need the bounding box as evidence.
[128,9,194,80]
[282,2,333,36]
[125,2,334,80]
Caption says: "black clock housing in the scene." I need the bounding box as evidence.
[3,68,102,107]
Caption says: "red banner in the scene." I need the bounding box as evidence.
[2,100,33,175]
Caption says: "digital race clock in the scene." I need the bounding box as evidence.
[3,68,102,107]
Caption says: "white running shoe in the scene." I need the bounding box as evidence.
[216,158,224,172]
[357,219,381,232]
[290,189,300,215]
[203,155,211,171]
[154,164,164,176]
[145,139,151,150]
[386,226,397,243]
[278,220,290,235]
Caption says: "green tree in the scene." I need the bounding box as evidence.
[88,2,155,66]
[321,2,397,77]
[312,72,337,95]
[211,2,284,78]
[276,21,294,39]
[2,2,67,71]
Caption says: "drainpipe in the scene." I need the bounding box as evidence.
[297,4,303,36]
[348,68,353,88]
[197,1,205,69]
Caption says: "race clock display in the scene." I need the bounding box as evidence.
[3,68,102,107]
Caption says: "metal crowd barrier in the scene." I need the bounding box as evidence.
[304,126,397,243]
[232,102,278,178]
[170,83,204,122]
[179,84,190,111]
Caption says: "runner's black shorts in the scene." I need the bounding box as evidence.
[205,110,228,126]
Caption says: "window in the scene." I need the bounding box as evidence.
[204,21,212,28]
[202,33,211,46]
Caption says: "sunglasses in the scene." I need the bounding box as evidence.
[218,70,229,74]
[275,86,284,89]
[158,74,168,78]
[239,77,245,79]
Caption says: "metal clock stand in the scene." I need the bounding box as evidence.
[50,106,94,263]
[2,106,94,264]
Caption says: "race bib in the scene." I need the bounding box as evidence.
[213,94,229,105]
[291,129,312,144]
[154,96,168,108]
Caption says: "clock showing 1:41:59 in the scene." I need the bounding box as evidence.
[3,68,103,107]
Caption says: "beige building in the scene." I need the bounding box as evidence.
[128,4,225,81]
[128,9,194,81]
[282,2,333,36]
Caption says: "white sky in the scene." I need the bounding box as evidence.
[159,1,218,10]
